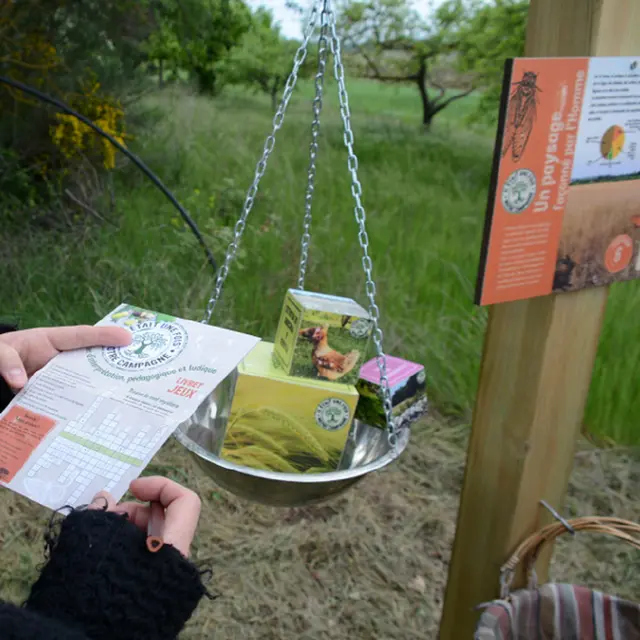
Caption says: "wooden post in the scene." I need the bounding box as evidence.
[439,1,640,638]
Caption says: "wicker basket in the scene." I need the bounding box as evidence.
[475,516,640,639]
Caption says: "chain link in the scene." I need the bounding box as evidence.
[201,3,320,324]
[201,0,398,448]
[296,1,330,290]
[327,4,397,447]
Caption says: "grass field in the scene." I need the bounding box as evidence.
[0,78,639,636]
[1,77,638,443]
[0,424,638,638]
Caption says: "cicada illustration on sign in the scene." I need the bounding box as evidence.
[502,70,542,162]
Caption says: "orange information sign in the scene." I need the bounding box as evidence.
[476,56,640,305]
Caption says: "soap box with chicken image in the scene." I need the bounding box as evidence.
[219,341,359,474]
[273,289,373,386]
[355,356,428,430]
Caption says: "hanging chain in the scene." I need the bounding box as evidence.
[200,0,398,448]
[201,3,320,324]
[327,4,397,447]
[296,0,330,290]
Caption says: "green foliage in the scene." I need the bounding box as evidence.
[147,0,252,94]
[1,81,638,444]
[339,0,431,77]
[216,8,305,110]
[0,150,41,227]
[337,0,474,127]
[3,0,153,94]
[338,0,528,126]
[341,0,425,44]
[437,0,529,123]
[0,0,152,227]
[0,0,256,229]
[144,18,183,80]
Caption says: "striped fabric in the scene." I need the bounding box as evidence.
[475,583,640,639]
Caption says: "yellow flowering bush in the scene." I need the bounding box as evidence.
[0,0,144,228]
[1,21,128,175]
[50,79,127,170]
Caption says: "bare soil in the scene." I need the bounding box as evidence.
[0,418,638,638]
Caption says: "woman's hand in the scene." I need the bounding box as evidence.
[91,476,202,557]
[0,325,132,389]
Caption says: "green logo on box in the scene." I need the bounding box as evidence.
[315,398,351,431]
[349,318,372,339]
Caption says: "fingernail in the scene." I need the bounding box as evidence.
[89,494,108,510]
[5,369,27,386]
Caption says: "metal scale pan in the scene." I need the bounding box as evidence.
[174,0,413,507]
[174,373,410,507]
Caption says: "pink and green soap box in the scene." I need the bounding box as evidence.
[355,356,427,430]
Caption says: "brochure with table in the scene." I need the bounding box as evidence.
[0,304,260,509]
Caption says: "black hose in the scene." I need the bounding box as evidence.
[0,74,218,274]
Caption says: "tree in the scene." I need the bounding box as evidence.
[0,0,150,227]
[216,8,307,111]
[337,0,474,129]
[1,0,153,96]
[437,0,529,124]
[148,0,252,94]
[132,332,168,356]
[144,17,182,87]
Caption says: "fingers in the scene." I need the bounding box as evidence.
[48,325,132,352]
[89,491,116,511]
[0,341,28,389]
[115,501,150,531]
[129,477,201,556]
[88,478,200,557]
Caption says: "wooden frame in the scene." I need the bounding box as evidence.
[439,1,640,637]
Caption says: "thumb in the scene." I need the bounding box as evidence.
[0,342,28,390]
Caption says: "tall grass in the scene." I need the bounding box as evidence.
[1,78,638,444]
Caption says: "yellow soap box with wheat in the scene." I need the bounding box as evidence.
[220,342,359,474]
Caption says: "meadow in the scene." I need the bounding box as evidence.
[1,77,638,443]
[0,78,639,637]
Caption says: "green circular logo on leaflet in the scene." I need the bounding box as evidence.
[315,398,351,431]
[102,321,188,372]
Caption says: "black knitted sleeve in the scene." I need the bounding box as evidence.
[0,325,207,638]
[25,508,208,640]
[0,601,90,640]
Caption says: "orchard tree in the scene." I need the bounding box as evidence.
[217,8,305,111]
[437,0,529,123]
[337,0,474,129]
[149,0,252,94]
[144,17,182,87]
